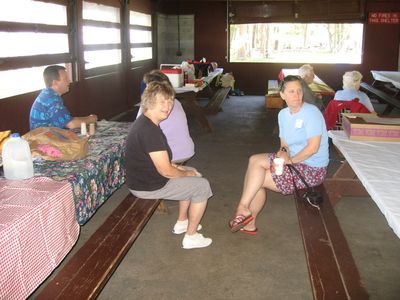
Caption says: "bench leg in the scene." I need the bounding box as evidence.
[156,200,169,214]
[332,160,356,178]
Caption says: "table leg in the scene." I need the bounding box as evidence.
[323,161,369,206]
[176,92,212,132]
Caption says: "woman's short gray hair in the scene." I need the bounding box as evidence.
[342,71,362,89]
[143,70,172,86]
[140,81,175,112]
[298,64,314,78]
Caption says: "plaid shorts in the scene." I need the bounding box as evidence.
[269,153,327,195]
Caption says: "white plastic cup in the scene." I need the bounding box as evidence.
[89,123,96,135]
[81,122,87,135]
[273,157,285,176]
[2,133,34,180]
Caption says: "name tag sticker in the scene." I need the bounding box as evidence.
[295,119,303,128]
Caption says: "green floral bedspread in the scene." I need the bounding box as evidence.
[33,120,131,225]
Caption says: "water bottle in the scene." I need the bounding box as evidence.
[1,133,34,180]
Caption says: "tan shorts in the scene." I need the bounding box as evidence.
[130,172,212,203]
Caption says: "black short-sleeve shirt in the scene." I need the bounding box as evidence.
[125,114,172,191]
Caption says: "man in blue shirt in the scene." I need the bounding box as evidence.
[29,65,97,130]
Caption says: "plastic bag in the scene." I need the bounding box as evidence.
[23,127,88,161]
[220,73,235,88]
[181,61,196,81]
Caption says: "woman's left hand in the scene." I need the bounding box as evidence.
[175,165,202,177]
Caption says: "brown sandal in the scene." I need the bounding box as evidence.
[229,214,254,233]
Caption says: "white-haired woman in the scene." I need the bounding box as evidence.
[334,71,375,112]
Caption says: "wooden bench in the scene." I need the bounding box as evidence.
[295,181,369,299]
[203,87,231,115]
[36,194,160,300]
[360,82,400,115]
[197,72,222,100]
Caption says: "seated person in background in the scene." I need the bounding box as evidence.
[126,81,213,249]
[229,75,329,234]
[30,65,97,130]
[220,72,235,90]
[137,70,195,163]
[298,64,324,110]
[334,71,375,112]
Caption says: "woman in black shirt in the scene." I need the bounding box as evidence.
[125,81,213,250]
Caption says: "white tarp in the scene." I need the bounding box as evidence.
[329,130,400,239]
[371,71,400,89]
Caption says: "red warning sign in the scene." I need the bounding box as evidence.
[368,12,400,24]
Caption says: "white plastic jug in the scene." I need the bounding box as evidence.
[1,133,34,180]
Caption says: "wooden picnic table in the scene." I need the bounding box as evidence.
[175,68,229,131]
[360,82,400,115]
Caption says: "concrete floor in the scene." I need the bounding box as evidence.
[32,96,400,299]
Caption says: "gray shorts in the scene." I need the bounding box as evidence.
[130,175,213,203]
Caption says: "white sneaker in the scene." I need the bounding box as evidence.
[182,233,212,249]
[172,219,202,235]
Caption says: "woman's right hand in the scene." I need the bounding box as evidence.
[185,170,197,177]
[179,166,202,177]
[276,147,291,164]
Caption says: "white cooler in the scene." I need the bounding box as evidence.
[160,64,184,87]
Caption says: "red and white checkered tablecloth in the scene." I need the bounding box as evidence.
[0,177,80,300]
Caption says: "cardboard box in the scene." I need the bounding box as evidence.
[265,94,285,109]
[342,113,400,142]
